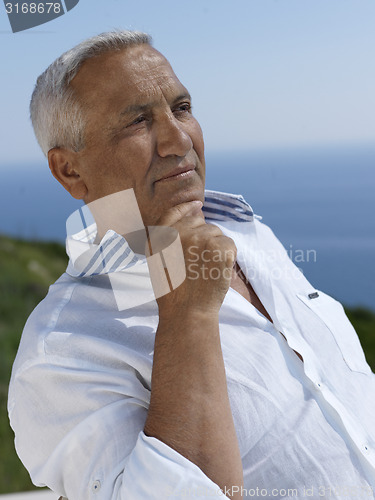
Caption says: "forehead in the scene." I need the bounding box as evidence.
[71,45,187,108]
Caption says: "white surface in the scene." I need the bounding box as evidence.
[0,491,57,499]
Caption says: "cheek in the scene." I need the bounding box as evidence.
[82,154,133,200]
[115,136,154,173]
[103,146,148,183]
[190,119,205,159]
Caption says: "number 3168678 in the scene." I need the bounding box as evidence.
[5,2,62,14]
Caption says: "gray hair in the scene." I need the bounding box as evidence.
[30,30,152,157]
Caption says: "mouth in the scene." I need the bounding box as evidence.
[155,165,196,183]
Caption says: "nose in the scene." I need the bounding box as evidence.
[156,113,193,158]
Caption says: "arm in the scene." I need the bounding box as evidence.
[144,200,244,499]
[8,201,242,500]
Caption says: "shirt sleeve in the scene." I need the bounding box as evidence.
[8,357,229,500]
[119,432,229,499]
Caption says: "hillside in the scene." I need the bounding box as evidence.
[0,235,67,493]
[0,234,375,494]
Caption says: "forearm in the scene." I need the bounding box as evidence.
[144,310,243,498]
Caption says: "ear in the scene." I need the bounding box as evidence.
[48,148,88,200]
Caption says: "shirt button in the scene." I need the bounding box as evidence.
[363,444,370,454]
[92,480,101,493]
[314,381,322,391]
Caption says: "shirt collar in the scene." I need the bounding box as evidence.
[203,190,254,223]
[66,189,256,278]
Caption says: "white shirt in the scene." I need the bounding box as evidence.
[8,190,375,500]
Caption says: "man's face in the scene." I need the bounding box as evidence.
[70,44,205,227]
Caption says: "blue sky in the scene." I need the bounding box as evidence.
[1,0,375,169]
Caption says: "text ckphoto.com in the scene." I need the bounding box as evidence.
[164,484,374,497]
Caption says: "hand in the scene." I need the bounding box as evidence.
[147,200,237,319]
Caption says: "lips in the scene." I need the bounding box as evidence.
[155,165,195,183]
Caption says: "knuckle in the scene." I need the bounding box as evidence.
[205,223,223,236]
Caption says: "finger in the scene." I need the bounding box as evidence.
[157,200,203,227]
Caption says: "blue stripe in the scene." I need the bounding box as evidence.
[91,238,126,275]
[92,250,138,276]
[107,245,132,272]
[79,237,124,277]
[203,208,252,223]
[78,207,88,230]
[203,206,252,222]
[204,196,253,215]
[121,254,139,270]
[99,244,106,269]
[79,240,109,277]
[100,238,126,268]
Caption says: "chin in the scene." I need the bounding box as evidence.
[169,184,204,207]
[145,178,205,226]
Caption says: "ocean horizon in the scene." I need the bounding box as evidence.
[1,144,375,310]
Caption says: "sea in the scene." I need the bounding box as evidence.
[1,144,374,310]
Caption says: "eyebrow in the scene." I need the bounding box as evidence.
[119,92,192,118]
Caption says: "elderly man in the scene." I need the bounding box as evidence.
[8,30,375,500]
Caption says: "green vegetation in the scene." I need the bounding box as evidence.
[0,234,375,494]
[0,235,67,494]
[346,307,375,370]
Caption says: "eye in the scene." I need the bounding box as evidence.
[174,102,192,114]
[129,115,147,127]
